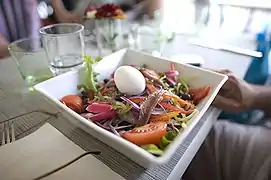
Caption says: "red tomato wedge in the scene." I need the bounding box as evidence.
[120,122,167,145]
[86,103,112,113]
[60,95,83,113]
[189,85,211,102]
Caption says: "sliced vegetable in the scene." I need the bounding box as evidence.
[94,121,111,130]
[104,79,115,87]
[165,131,178,141]
[108,119,121,136]
[100,87,110,94]
[120,121,167,145]
[165,70,179,77]
[138,90,164,125]
[159,136,171,150]
[178,79,189,93]
[65,62,207,155]
[141,144,163,156]
[152,108,166,115]
[165,77,177,86]
[89,110,117,121]
[146,84,191,107]
[120,97,140,111]
[146,83,157,94]
[80,113,94,119]
[60,95,83,113]
[113,101,132,115]
[189,85,211,102]
[140,68,164,87]
[175,109,198,122]
[180,93,193,101]
[88,91,95,100]
[160,102,194,114]
[86,103,112,113]
[181,122,187,129]
[163,94,188,107]
[150,111,180,122]
[129,97,145,104]
[169,63,177,82]
[81,55,102,92]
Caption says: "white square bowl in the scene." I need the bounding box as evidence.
[34,49,227,168]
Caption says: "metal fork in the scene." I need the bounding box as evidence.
[1,121,15,146]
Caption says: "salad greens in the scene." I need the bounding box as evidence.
[141,144,164,156]
[78,55,102,92]
[61,60,211,157]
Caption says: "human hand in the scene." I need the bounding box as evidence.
[0,34,10,58]
[212,70,256,113]
[146,0,163,18]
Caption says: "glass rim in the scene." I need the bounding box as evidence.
[8,37,43,53]
[39,23,84,36]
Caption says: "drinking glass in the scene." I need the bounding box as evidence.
[39,23,85,75]
[8,38,54,88]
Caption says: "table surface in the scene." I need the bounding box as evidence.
[0,34,251,180]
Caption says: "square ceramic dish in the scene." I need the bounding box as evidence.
[34,49,227,168]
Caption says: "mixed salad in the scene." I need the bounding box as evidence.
[60,56,210,156]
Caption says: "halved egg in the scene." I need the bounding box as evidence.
[114,66,146,95]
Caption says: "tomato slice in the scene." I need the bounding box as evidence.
[120,122,167,145]
[60,95,83,113]
[189,85,211,102]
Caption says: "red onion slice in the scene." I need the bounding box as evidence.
[166,77,177,86]
[165,70,179,77]
[120,96,140,111]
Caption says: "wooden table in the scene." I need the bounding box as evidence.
[0,35,251,179]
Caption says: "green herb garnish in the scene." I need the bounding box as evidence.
[79,55,102,92]
[165,131,178,141]
[175,109,199,123]
[113,101,132,115]
[159,136,171,150]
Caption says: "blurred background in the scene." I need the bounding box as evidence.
[159,0,271,50]
[3,0,271,84]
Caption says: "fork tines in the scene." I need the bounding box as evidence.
[1,121,15,146]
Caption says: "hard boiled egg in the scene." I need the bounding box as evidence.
[114,66,146,95]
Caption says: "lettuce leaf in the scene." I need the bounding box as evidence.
[80,55,102,92]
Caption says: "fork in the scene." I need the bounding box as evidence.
[1,121,15,146]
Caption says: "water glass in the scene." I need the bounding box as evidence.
[8,38,54,88]
[129,25,167,57]
[40,23,85,75]
[95,19,124,56]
